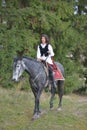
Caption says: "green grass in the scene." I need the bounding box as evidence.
[0,87,87,130]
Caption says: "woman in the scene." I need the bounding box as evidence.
[37,34,56,88]
[37,34,54,64]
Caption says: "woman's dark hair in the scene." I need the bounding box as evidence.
[40,34,50,44]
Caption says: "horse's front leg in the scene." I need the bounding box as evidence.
[29,79,41,119]
[57,81,64,111]
[33,95,40,119]
[33,89,42,119]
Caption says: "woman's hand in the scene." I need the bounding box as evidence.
[37,58,42,62]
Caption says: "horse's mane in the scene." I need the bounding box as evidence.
[23,56,41,64]
[22,56,45,70]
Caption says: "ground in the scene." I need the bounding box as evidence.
[0,87,87,130]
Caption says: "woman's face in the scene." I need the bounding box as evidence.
[41,36,46,44]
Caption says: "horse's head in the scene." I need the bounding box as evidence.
[12,57,25,82]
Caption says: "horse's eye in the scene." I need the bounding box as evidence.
[16,65,20,68]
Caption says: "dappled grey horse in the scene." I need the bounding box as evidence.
[12,56,64,119]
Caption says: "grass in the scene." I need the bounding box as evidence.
[0,87,87,130]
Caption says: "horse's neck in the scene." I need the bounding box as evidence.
[23,57,40,77]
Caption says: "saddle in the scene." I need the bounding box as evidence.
[43,60,64,81]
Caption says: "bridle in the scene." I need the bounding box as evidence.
[15,60,25,79]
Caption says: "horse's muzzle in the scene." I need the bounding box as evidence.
[12,78,19,82]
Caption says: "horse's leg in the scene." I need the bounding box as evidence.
[49,83,56,110]
[29,79,41,119]
[31,89,41,119]
[30,79,44,119]
[33,86,44,119]
[35,89,42,112]
[48,66,56,110]
[57,80,64,111]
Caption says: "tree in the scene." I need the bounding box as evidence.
[0,0,87,94]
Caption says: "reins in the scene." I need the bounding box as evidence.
[32,72,42,83]
[31,62,49,87]
[17,62,23,78]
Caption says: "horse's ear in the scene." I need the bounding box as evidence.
[24,48,29,53]
[16,48,29,59]
[16,49,24,58]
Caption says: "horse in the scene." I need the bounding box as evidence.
[12,55,64,119]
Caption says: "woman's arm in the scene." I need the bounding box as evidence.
[37,45,40,59]
[48,44,55,57]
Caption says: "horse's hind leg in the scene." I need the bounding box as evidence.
[49,84,56,110]
[57,80,64,110]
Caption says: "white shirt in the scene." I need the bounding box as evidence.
[37,43,55,64]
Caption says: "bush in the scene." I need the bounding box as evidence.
[0,0,87,95]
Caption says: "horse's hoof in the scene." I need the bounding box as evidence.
[32,114,40,120]
[57,107,62,111]
[50,107,54,111]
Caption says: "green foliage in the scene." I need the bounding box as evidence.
[64,74,84,94]
[0,0,87,94]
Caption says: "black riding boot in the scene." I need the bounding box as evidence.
[48,66,56,89]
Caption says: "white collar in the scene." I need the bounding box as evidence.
[41,43,47,47]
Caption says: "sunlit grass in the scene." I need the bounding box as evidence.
[0,88,87,130]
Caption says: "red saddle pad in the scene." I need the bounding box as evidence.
[54,69,64,80]
[48,61,64,80]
